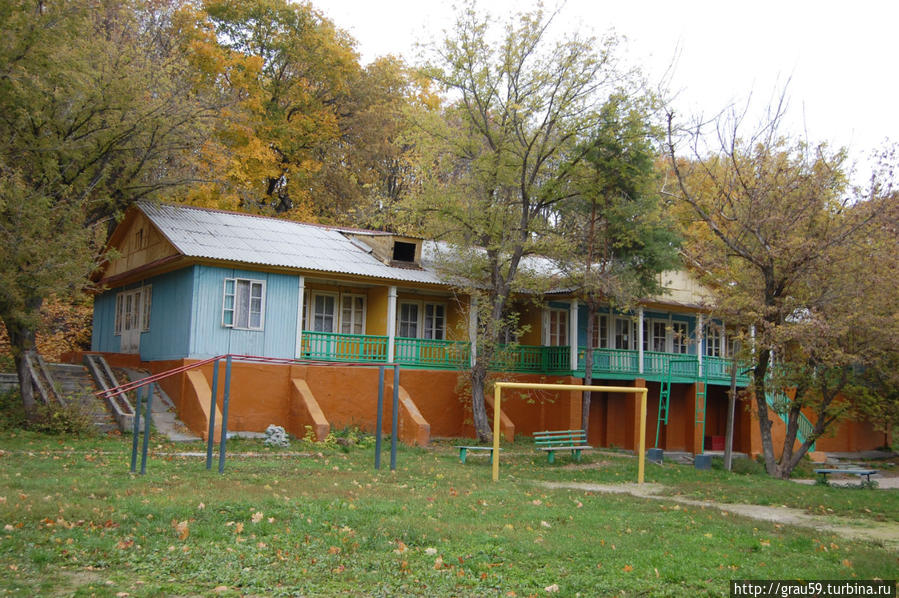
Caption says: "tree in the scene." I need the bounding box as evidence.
[0,0,218,413]
[558,95,680,435]
[200,0,361,219]
[416,2,632,440]
[665,97,896,478]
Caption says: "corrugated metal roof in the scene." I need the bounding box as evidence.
[140,203,446,285]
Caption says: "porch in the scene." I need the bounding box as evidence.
[300,331,749,387]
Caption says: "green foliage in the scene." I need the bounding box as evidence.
[0,390,26,431]
[30,400,96,436]
[666,96,898,478]
[0,0,219,407]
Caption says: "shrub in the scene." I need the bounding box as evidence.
[31,398,96,436]
[0,389,26,430]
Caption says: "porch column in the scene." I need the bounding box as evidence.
[469,295,478,367]
[387,286,397,363]
[721,319,727,357]
[637,307,644,374]
[569,299,578,372]
[294,275,305,359]
[697,313,704,377]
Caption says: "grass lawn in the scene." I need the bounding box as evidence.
[0,430,896,597]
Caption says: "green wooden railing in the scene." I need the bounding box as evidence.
[394,336,470,369]
[298,331,749,385]
[302,331,388,363]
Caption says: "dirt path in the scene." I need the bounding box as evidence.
[541,481,899,551]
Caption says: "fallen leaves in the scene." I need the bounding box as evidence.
[172,520,189,541]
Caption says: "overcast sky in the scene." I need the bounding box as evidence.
[320,0,897,179]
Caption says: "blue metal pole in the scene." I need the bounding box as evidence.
[130,383,143,473]
[218,355,232,474]
[375,366,384,470]
[206,360,220,470]
[390,365,399,471]
[139,383,154,475]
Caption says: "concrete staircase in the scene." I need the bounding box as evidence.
[118,368,201,442]
[44,363,118,433]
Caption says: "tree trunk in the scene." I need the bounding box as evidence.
[470,358,492,442]
[2,300,42,420]
[582,301,595,434]
[752,348,778,476]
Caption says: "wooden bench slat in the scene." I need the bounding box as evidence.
[455,445,500,464]
[533,429,592,464]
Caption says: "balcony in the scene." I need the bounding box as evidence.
[299,331,749,385]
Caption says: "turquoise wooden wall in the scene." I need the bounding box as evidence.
[90,268,194,360]
[188,265,299,359]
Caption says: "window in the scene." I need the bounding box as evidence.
[547,309,568,346]
[614,318,633,350]
[651,321,667,352]
[115,294,124,335]
[424,303,445,340]
[398,302,420,338]
[115,286,151,335]
[223,278,265,330]
[135,227,149,251]
[590,314,608,349]
[311,294,336,333]
[392,241,416,263]
[340,294,366,335]
[705,324,723,357]
[671,321,689,354]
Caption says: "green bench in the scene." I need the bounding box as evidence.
[455,445,500,464]
[533,429,592,464]
[814,468,878,484]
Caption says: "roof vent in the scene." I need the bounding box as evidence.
[392,241,416,263]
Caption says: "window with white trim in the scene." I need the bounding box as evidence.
[547,309,568,346]
[311,293,337,333]
[223,278,265,330]
[115,286,151,335]
[614,317,633,350]
[705,324,723,357]
[590,314,608,349]
[651,321,667,352]
[671,321,689,354]
[340,294,366,335]
[423,303,446,340]
[398,302,420,338]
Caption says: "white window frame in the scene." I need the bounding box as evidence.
[397,301,420,338]
[140,286,152,332]
[115,286,151,335]
[704,323,723,357]
[222,278,266,331]
[545,308,569,347]
[114,293,124,335]
[614,317,634,350]
[395,300,448,340]
[671,321,689,354]
[340,293,366,335]
[309,292,338,333]
[590,313,609,349]
[649,319,667,353]
[423,303,446,340]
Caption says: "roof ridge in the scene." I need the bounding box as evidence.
[138,201,392,235]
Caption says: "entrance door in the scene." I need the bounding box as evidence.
[120,289,143,354]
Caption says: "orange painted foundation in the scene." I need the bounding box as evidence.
[89,354,888,453]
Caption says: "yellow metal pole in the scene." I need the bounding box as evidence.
[638,387,647,484]
[490,381,648,484]
[492,384,501,482]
